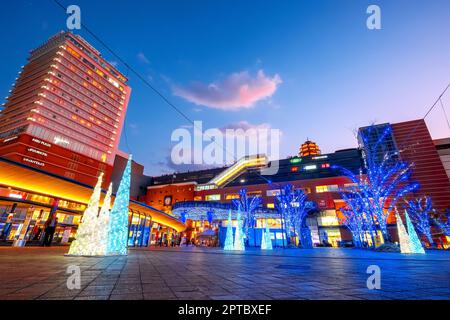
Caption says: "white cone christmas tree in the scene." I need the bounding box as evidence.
[261,222,273,250]
[405,210,425,254]
[223,210,234,251]
[233,209,245,251]
[261,225,267,250]
[68,172,103,256]
[106,155,132,256]
[396,210,412,254]
[92,182,113,256]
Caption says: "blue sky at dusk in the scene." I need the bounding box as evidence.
[1,0,450,175]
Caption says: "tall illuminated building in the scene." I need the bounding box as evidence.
[0,31,131,187]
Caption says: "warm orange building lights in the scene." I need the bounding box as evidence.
[299,140,321,157]
[0,31,131,187]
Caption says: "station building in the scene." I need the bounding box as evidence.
[144,148,364,247]
[144,121,450,248]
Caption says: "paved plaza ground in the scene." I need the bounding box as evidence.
[0,246,449,300]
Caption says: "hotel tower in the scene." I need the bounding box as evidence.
[0,31,131,187]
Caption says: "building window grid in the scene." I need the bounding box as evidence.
[41,91,113,140]
[0,116,31,135]
[53,65,122,117]
[0,99,38,121]
[58,54,125,108]
[37,106,111,147]
[62,48,125,98]
[27,124,105,162]
[57,60,123,110]
[49,72,120,124]
[51,80,118,128]
[5,79,49,107]
[65,36,127,84]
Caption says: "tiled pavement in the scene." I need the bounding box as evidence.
[0,246,449,300]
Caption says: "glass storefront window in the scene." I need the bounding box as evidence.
[205,194,221,201]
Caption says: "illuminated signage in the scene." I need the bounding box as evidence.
[32,138,51,148]
[23,158,45,167]
[303,164,317,171]
[321,163,330,168]
[312,155,328,160]
[291,166,299,172]
[8,193,23,199]
[195,184,217,191]
[54,136,70,146]
[290,157,302,164]
[266,189,281,197]
[205,194,221,201]
[27,148,48,157]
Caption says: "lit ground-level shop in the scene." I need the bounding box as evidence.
[0,157,185,247]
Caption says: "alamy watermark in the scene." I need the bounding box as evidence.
[66,265,81,290]
[171,121,281,175]
[66,5,81,30]
[366,265,381,290]
[366,4,381,30]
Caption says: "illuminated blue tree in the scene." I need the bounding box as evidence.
[405,196,435,246]
[339,197,365,248]
[275,184,316,247]
[339,191,379,248]
[232,188,261,246]
[300,226,313,249]
[106,155,132,256]
[335,124,419,243]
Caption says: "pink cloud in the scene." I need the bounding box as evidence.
[172,70,282,110]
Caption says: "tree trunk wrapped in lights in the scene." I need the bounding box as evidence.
[232,189,261,246]
[68,172,103,256]
[106,155,132,256]
[406,196,435,246]
[300,226,313,249]
[335,125,419,244]
[275,184,316,247]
